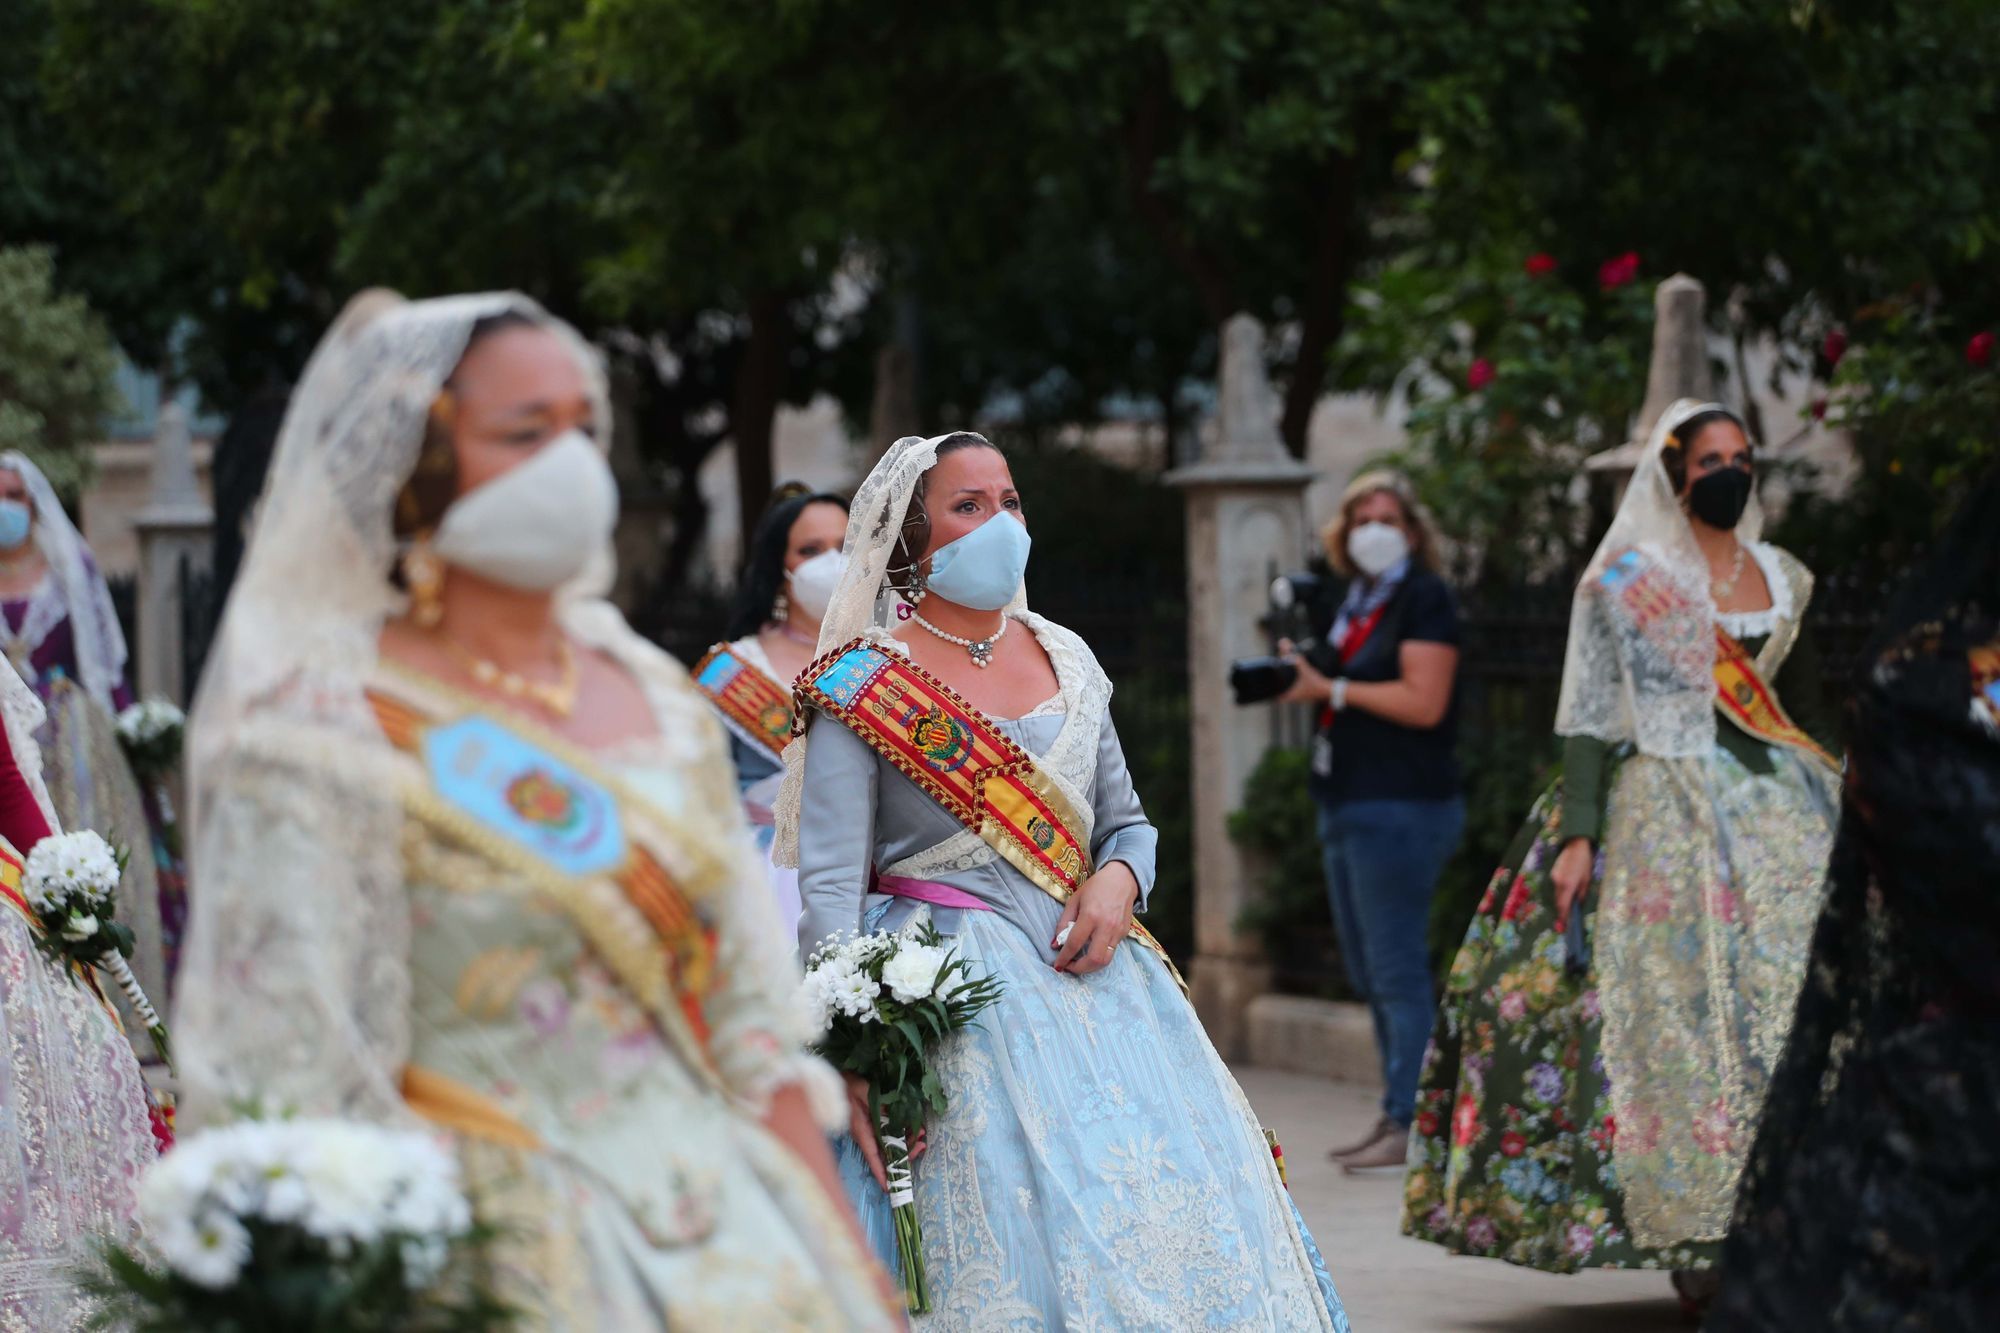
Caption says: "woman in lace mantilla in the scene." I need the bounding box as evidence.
[694,485,849,945]
[0,656,153,1329]
[780,432,1350,1330]
[1403,400,1839,1299]
[0,455,185,1029]
[176,290,898,1330]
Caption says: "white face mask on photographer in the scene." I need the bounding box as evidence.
[431,429,619,592]
[1347,521,1410,579]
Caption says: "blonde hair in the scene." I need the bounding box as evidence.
[1321,468,1442,578]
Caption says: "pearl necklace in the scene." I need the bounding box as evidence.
[912,611,1008,668]
[1711,541,1748,601]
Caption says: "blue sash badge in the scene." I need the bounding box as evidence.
[423,717,626,878]
[812,646,889,708]
[695,650,743,693]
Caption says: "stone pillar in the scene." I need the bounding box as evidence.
[1166,315,1315,1059]
[132,402,214,703]
[1585,273,1715,491]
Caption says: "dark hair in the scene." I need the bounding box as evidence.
[394,310,545,538]
[886,432,1003,598]
[1660,408,1751,494]
[723,486,850,640]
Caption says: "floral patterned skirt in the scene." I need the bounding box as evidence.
[1402,743,1835,1274]
[1401,779,1715,1273]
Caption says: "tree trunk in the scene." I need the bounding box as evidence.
[731,290,789,547]
[1122,79,1239,327]
[1279,154,1362,460]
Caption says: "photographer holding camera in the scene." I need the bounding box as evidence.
[1277,470,1464,1174]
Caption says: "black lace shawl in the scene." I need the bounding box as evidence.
[1709,467,2000,1330]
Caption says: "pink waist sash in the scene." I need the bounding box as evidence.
[873,873,992,913]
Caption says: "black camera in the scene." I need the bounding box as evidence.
[1229,573,1337,704]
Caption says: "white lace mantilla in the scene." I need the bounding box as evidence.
[883,611,1109,882]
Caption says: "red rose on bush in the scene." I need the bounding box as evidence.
[1524,252,1557,278]
[1467,358,1496,391]
[1597,251,1640,291]
[1416,1110,1439,1138]
[1969,331,1995,367]
[1822,328,1847,366]
[1500,1131,1526,1158]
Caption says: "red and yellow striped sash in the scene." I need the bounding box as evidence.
[797,639,1183,987]
[692,643,795,761]
[1713,627,1838,772]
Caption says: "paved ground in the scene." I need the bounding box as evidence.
[1236,1065,1690,1333]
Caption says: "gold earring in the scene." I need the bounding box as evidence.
[404,534,446,629]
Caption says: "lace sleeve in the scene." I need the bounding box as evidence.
[175,733,414,1130]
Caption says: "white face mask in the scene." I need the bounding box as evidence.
[430,429,618,592]
[1347,521,1410,579]
[786,549,844,622]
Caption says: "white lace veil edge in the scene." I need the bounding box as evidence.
[0,451,129,712]
[1553,398,1765,758]
[186,289,616,820]
[770,431,1027,868]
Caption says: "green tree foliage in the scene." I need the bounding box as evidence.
[0,245,117,495]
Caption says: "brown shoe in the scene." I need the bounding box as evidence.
[1339,1121,1411,1175]
[1329,1116,1397,1161]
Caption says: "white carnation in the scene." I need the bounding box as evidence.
[60,913,98,941]
[816,956,880,1023]
[116,698,184,745]
[881,943,949,1004]
[23,830,120,913]
[138,1118,470,1288]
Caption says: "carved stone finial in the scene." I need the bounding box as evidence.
[1215,314,1286,462]
[1586,274,1715,474]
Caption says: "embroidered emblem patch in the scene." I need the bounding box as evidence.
[909,705,973,773]
[423,717,626,877]
[1026,816,1058,850]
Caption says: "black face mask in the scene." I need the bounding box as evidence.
[1687,467,1753,530]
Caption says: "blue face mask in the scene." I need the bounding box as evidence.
[0,501,30,551]
[925,512,1031,611]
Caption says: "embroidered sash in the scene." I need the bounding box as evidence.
[1713,627,1838,772]
[368,689,725,1084]
[797,639,1183,985]
[693,643,794,761]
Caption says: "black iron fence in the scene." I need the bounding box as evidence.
[106,559,221,704]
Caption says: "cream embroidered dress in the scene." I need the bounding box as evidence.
[1405,401,1840,1271]
[174,290,893,1331]
[0,661,151,1330]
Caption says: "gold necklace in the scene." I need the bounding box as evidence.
[442,635,581,718]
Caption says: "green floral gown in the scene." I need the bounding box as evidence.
[1403,549,1838,1273]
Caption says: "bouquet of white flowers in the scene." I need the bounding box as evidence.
[802,914,1002,1313]
[23,829,171,1071]
[115,698,185,779]
[85,1116,512,1331]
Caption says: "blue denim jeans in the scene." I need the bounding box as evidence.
[1315,796,1465,1129]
